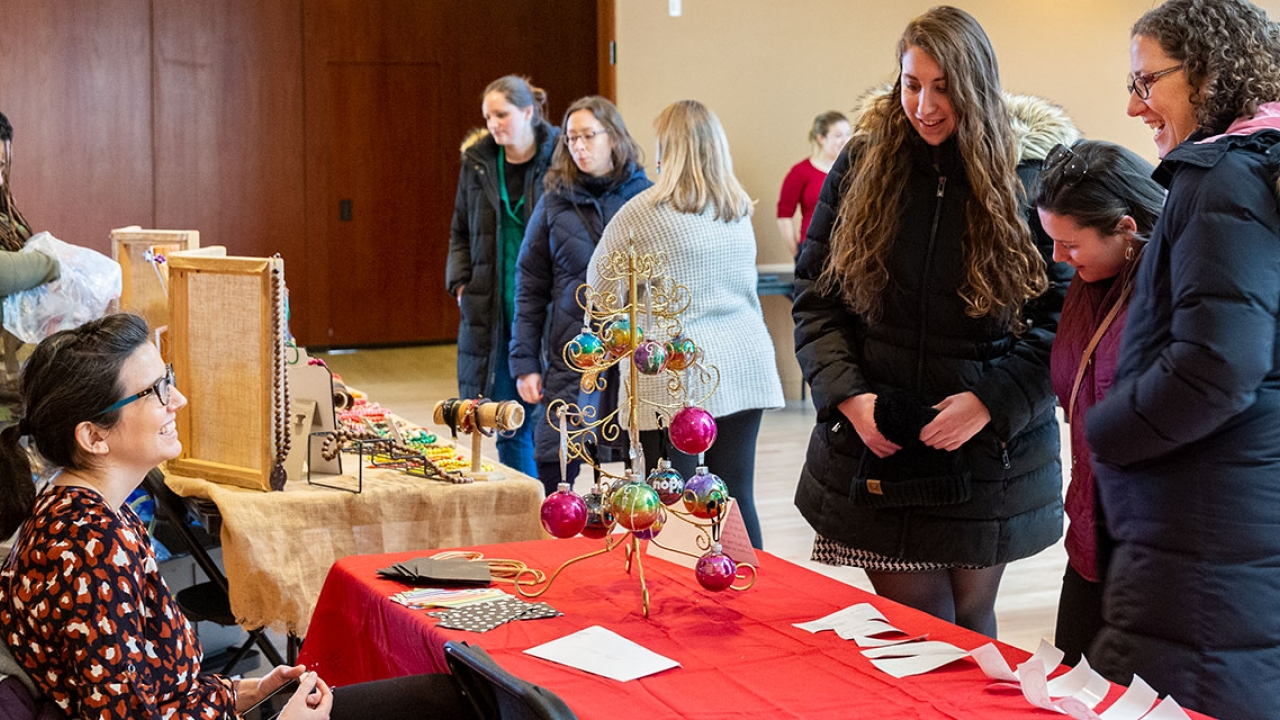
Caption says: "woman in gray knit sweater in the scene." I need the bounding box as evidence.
[588,100,784,549]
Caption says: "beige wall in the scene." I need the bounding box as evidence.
[614,0,1280,398]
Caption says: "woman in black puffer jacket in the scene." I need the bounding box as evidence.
[792,6,1075,637]
[446,76,560,477]
[509,96,651,493]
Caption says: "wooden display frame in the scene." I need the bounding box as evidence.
[165,250,286,491]
[111,226,200,337]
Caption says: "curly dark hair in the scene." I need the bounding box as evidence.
[1133,0,1280,134]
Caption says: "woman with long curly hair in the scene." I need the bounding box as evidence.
[1085,1,1280,715]
[792,5,1075,636]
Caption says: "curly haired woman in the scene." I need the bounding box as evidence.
[792,6,1076,637]
[1086,1,1280,716]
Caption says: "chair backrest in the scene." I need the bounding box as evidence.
[443,641,578,720]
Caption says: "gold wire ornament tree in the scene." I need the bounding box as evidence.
[516,236,755,616]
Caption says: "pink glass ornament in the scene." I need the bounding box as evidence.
[682,466,729,519]
[602,317,642,358]
[664,336,700,371]
[540,483,587,538]
[646,458,685,506]
[633,339,669,375]
[669,406,717,455]
[581,489,614,539]
[566,331,607,370]
[696,543,738,591]
[607,481,662,532]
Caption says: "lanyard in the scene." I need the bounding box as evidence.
[496,147,526,223]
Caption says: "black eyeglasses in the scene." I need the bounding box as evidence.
[1127,64,1183,100]
[97,364,175,416]
[1043,144,1088,187]
[563,129,609,147]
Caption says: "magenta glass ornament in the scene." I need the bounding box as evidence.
[633,339,669,375]
[607,481,662,532]
[601,316,642,358]
[566,331,607,370]
[664,336,700,371]
[696,543,737,592]
[646,459,686,506]
[682,466,728,519]
[540,483,587,538]
[669,406,717,455]
[581,490,614,539]
[632,510,665,540]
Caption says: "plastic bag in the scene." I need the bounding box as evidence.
[2,231,122,343]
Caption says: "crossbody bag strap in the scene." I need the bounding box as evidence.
[1067,276,1136,423]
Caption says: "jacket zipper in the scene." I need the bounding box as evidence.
[916,175,947,393]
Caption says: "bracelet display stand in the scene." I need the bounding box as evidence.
[432,398,525,481]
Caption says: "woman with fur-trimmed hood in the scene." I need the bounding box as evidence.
[792,5,1076,637]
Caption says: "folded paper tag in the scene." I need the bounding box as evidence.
[377,557,492,586]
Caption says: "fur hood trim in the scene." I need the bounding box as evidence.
[459,128,492,155]
[850,86,1078,163]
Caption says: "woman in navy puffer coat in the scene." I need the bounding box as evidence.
[510,96,651,493]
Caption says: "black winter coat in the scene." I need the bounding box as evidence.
[446,123,560,398]
[793,122,1071,567]
[1085,128,1280,720]
[509,164,652,464]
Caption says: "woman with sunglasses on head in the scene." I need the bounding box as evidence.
[792,6,1076,636]
[1084,1,1280,715]
[1033,140,1163,667]
[510,96,651,493]
[0,314,466,719]
[446,75,561,478]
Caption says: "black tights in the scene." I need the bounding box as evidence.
[638,409,764,549]
[865,564,1006,637]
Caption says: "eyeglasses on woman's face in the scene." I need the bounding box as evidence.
[564,129,609,147]
[97,364,176,417]
[1126,64,1183,100]
[1043,143,1088,187]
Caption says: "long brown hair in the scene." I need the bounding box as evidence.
[818,6,1047,329]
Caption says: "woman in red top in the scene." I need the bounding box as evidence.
[776,111,850,257]
[1034,140,1163,666]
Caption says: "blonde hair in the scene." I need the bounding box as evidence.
[650,100,752,222]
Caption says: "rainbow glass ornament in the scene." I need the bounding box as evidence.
[646,458,685,506]
[632,510,665,540]
[669,405,717,455]
[695,543,738,592]
[608,481,662,532]
[682,466,729,519]
[602,316,642,357]
[566,330,607,370]
[540,483,587,538]
[581,489,614,539]
[664,336,699,371]
[633,339,669,375]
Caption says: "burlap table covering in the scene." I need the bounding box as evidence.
[163,460,546,636]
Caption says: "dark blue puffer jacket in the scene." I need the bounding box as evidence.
[509,163,651,463]
[1086,127,1280,720]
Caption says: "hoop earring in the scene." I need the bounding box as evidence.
[1125,243,1136,261]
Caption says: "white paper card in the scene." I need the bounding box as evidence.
[1099,675,1159,720]
[793,603,920,646]
[523,625,680,682]
[861,640,970,678]
[1139,696,1192,720]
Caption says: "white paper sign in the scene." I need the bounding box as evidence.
[524,625,680,682]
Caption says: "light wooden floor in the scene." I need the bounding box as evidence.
[316,344,1069,653]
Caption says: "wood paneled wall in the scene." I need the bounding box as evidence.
[0,0,603,347]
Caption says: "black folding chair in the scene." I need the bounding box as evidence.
[443,641,578,720]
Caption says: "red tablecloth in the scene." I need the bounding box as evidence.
[299,538,1210,720]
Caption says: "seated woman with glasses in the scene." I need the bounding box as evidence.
[1033,140,1163,666]
[0,314,466,719]
[510,96,651,493]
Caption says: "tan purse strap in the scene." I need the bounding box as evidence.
[1067,276,1136,423]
